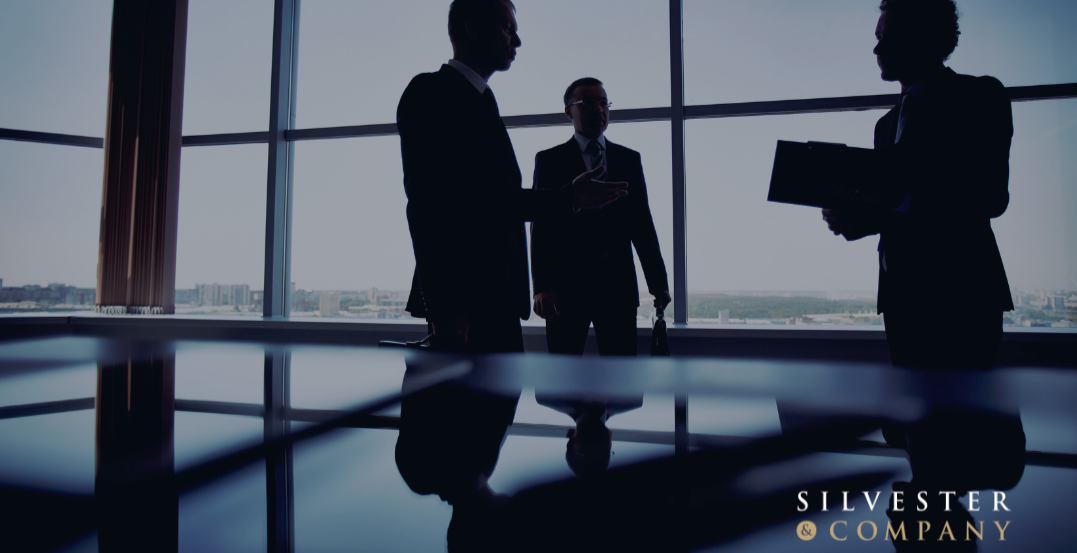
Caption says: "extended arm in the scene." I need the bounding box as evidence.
[629,154,670,297]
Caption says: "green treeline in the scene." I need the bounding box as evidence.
[689,294,877,320]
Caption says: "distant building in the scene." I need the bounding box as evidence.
[719,309,730,324]
[319,294,340,317]
[196,284,251,306]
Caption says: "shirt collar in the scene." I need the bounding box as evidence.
[574,133,606,152]
[447,59,488,94]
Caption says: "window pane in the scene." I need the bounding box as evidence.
[295,0,669,129]
[291,136,415,319]
[993,99,1077,328]
[175,144,267,316]
[182,0,273,135]
[685,111,883,324]
[511,121,675,323]
[0,0,113,136]
[292,121,672,321]
[0,142,102,313]
[684,0,1077,107]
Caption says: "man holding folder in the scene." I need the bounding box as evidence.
[822,0,1013,369]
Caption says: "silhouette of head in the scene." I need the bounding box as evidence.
[564,78,609,139]
[874,0,960,84]
[564,418,613,477]
[448,0,521,75]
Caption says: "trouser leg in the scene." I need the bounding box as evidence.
[593,313,638,356]
[436,316,522,354]
[884,308,1001,370]
[546,312,590,355]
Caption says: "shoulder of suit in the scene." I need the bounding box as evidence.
[536,139,578,159]
[949,70,1005,90]
[606,140,641,158]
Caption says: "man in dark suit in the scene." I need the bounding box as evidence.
[823,0,1013,369]
[530,78,670,356]
[398,0,629,353]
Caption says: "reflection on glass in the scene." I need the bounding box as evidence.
[288,347,410,409]
[684,0,1077,106]
[0,364,96,407]
[295,0,669,129]
[0,410,96,494]
[0,142,103,314]
[175,144,267,317]
[175,343,264,404]
[0,0,112,136]
[182,0,273,135]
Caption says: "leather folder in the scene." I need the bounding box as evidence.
[768,140,891,210]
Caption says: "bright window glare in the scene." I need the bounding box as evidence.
[0,0,113,136]
[182,0,274,134]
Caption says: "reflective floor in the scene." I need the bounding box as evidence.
[0,337,1074,552]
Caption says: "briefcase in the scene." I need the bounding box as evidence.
[650,308,670,357]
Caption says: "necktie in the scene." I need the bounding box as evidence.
[585,139,606,176]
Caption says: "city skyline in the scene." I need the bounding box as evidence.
[4,276,1072,328]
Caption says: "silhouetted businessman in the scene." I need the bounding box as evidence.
[530,78,670,356]
[822,0,1013,369]
[398,0,629,354]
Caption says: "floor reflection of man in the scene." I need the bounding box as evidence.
[535,392,644,477]
[395,364,521,552]
[884,407,1025,552]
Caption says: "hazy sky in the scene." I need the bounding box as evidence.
[1,0,1074,296]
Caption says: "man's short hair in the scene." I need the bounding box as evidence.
[564,77,604,106]
[448,0,516,46]
[880,0,961,61]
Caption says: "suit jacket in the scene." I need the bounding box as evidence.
[530,138,669,312]
[397,65,574,321]
[843,68,1014,313]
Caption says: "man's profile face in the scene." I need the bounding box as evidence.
[873,11,913,83]
[470,0,521,72]
[566,84,609,139]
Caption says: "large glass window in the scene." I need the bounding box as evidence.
[0,0,113,136]
[685,111,884,325]
[182,0,274,135]
[290,136,414,318]
[992,99,1077,328]
[295,0,669,129]
[684,0,1077,107]
[175,144,268,316]
[0,142,104,314]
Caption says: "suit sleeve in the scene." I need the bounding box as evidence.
[529,150,568,295]
[629,152,670,295]
[398,80,478,319]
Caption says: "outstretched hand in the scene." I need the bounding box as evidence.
[822,208,852,236]
[571,165,628,210]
